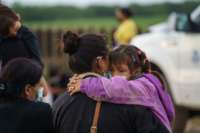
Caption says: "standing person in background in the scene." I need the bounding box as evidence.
[0,4,49,96]
[114,7,138,45]
[0,4,42,67]
[44,64,72,103]
[49,72,72,102]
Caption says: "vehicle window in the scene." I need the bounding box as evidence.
[176,14,191,32]
[176,14,200,33]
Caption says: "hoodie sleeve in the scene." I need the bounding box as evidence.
[80,77,109,101]
[80,76,154,105]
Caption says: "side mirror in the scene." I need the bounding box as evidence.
[191,6,200,26]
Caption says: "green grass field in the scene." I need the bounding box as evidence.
[24,15,167,31]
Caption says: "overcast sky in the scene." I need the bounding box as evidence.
[2,0,188,7]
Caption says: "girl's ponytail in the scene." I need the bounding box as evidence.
[134,47,151,73]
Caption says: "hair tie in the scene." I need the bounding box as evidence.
[131,55,136,64]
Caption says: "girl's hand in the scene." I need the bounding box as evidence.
[67,75,82,95]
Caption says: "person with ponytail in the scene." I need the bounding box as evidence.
[0,58,54,133]
[53,31,169,133]
[68,45,175,133]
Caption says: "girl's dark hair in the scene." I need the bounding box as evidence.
[110,45,168,90]
[0,58,43,100]
[119,7,133,18]
[0,4,19,36]
[63,31,108,73]
[109,45,151,76]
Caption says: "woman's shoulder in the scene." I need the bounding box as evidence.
[30,101,51,111]
[2,99,52,117]
[21,100,52,114]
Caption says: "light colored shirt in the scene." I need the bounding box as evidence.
[114,19,138,45]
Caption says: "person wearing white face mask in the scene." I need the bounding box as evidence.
[0,58,55,133]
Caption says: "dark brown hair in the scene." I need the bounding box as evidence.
[118,7,133,18]
[0,4,19,36]
[109,45,151,77]
[0,58,43,100]
[63,31,108,73]
[110,45,168,89]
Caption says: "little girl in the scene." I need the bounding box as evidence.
[68,45,175,133]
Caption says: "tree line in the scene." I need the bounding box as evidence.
[12,1,199,21]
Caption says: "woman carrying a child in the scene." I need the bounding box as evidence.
[68,44,175,133]
[53,31,173,133]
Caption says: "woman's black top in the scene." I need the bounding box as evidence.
[53,93,169,133]
[0,26,42,68]
[0,98,55,133]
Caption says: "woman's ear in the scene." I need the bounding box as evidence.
[97,57,109,73]
[92,56,108,74]
[92,57,102,74]
[24,84,32,98]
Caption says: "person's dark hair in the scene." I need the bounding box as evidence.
[110,45,168,89]
[119,7,133,18]
[109,45,151,78]
[0,4,19,36]
[0,58,43,101]
[50,73,71,89]
[59,73,71,88]
[63,31,108,73]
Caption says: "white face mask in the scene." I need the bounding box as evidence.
[36,87,44,102]
[0,83,6,91]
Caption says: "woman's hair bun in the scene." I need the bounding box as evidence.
[63,31,80,55]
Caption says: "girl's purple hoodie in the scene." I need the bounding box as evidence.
[80,73,175,133]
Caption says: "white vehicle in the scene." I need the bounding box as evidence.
[131,6,200,133]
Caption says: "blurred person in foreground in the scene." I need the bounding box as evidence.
[0,4,48,95]
[0,58,54,133]
[114,7,138,45]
